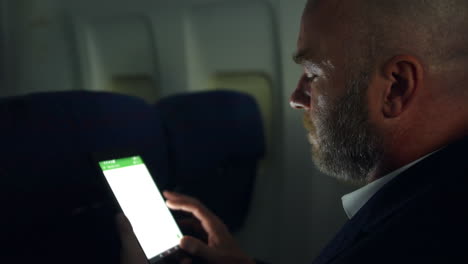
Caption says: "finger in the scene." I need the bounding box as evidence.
[164,192,213,221]
[116,213,134,236]
[166,199,225,235]
[180,236,219,264]
[163,190,183,196]
[165,192,213,216]
[164,191,199,204]
[163,190,181,199]
[164,192,213,220]
[165,192,229,238]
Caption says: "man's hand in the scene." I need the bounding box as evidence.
[164,191,255,264]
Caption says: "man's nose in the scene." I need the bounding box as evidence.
[290,74,311,110]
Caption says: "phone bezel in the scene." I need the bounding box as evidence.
[91,150,184,264]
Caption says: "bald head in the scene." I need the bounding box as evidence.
[363,0,468,67]
[293,0,468,182]
[306,0,468,72]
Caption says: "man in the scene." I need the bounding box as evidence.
[120,0,468,263]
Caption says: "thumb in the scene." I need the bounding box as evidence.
[180,236,219,263]
[116,213,134,236]
[115,214,147,264]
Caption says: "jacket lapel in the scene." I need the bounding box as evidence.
[311,138,467,264]
[311,213,367,264]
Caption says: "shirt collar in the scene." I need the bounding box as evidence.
[341,152,437,219]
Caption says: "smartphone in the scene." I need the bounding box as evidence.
[95,153,183,264]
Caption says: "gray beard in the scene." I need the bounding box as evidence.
[309,73,384,184]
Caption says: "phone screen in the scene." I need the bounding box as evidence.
[99,156,183,262]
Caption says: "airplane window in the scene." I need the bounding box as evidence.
[74,16,159,103]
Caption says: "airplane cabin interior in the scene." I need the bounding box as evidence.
[0,1,358,263]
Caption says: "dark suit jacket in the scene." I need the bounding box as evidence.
[313,137,468,264]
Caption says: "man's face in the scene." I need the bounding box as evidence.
[291,0,383,184]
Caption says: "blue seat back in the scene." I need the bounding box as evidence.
[0,91,169,263]
[156,90,265,231]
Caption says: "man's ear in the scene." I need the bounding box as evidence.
[381,55,423,118]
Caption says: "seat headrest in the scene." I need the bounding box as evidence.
[157,90,265,169]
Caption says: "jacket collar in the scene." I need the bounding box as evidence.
[313,136,468,264]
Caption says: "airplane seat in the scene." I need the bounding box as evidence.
[0,91,170,263]
[156,90,266,232]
